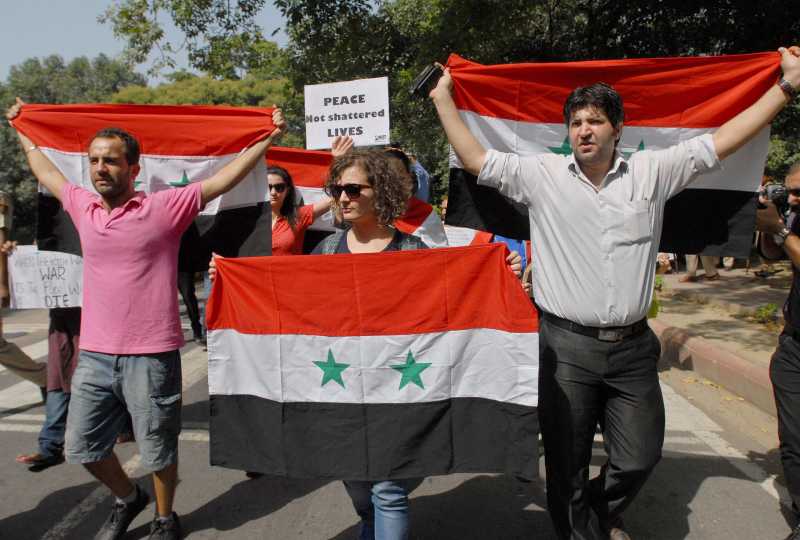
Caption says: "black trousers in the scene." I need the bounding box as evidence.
[771,332,800,515]
[539,318,665,540]
[177,271,202,337]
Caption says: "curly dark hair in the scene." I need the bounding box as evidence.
[267,166,298,228]
[325,149,411,226]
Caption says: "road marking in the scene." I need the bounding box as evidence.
[0,380,43,411]
[21,339,50,360]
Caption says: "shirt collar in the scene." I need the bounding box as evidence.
[567,150,628,183]
[88,190,146,211]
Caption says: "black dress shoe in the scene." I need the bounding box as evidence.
[94,485,150,540]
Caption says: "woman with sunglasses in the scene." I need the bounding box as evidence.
[268,166,331,255]
[312,149,425,255]
[312,149,425,540]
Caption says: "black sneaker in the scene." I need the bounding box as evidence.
[94,485,150,540]
[149,512,182,540]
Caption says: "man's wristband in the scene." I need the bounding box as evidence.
[779,77,798,101]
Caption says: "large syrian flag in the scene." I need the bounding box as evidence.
[11,104,277,261]
[207,243,539,480]
[267,146,449,248]
[445,52,781,256]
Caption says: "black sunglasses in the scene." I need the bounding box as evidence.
[268,183,287,193]
[329,183,368,199]
[789,188,800,197]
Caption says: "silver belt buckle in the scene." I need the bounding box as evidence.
[597,328,624,342]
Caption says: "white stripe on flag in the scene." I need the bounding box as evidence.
[208,328,539,406]
[450,111,768,193]
[411,210,449,248]
[297,186,335,231]
[40,147,268,213]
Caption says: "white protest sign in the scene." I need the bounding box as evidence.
[304,77,390,150]
[8,245,83,309]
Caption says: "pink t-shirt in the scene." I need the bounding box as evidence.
[271,204,314,256]
[61,182,203,354]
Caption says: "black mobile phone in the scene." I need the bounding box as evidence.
[409,64,443,98]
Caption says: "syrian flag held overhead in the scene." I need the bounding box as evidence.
[267,145,449,247]
[12,104,277,259]
[207,242,539,480]
[445,52,781,256]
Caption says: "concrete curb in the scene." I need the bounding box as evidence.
[650,318,776,417]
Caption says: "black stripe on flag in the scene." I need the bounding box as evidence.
[660,189,756,257]
[446,169,529,240]
[37,193,81,256]
[210,395,539,481]
[448,168,757,257]
[194,202,272,258]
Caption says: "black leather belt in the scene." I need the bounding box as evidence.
[542,312,649,342]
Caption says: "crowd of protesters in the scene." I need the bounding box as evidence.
[2,43,800,540]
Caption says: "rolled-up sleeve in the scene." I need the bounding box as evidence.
[655,134,721,199]
[477,149,536,205]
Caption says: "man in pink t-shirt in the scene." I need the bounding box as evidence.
[6,98,285,540]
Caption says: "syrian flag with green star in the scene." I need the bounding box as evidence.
[206,242,539,479]
[11,104,276,262]
[445,52,781,256]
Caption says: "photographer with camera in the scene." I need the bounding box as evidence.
[758,161,800,537]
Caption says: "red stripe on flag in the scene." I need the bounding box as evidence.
[12,103,275,156]
[395,197,434,232]
[207,243,537,336]
[448,52,779,128]
[471,231,494,245]
[266,146,332,187]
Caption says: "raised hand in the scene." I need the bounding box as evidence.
[331,135,354,158]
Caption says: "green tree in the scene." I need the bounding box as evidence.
[100,0,286,79]
[0,55,145,242]
[110,73,301,146]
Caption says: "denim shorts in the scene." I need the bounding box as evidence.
[65,349,182,471]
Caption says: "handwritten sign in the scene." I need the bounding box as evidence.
[8,246,83,309]
[304,77,390,150]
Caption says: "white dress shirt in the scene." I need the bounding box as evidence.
[477,134,720,326]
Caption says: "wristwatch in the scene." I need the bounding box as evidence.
[775,226,792,246]
[779,77,798,101]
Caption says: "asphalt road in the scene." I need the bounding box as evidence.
[0,308,794,539]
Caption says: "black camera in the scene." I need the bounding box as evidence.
[760,183,790,217]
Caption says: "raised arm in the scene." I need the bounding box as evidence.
[429,65,487,176]
[311,198,332,220]
[5,98,69,201]
[713,47,800,161]
[200,107,287,206]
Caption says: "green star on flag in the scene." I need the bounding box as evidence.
[622,140,645,159]
[314,349,349,388]
[391,351,431,390]
[169,170,190,187]
[548,137,572,155]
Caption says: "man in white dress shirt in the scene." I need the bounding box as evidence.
[430,47,800,540]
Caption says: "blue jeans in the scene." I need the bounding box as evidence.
[38,390,70,458]
[343,478,423,540]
